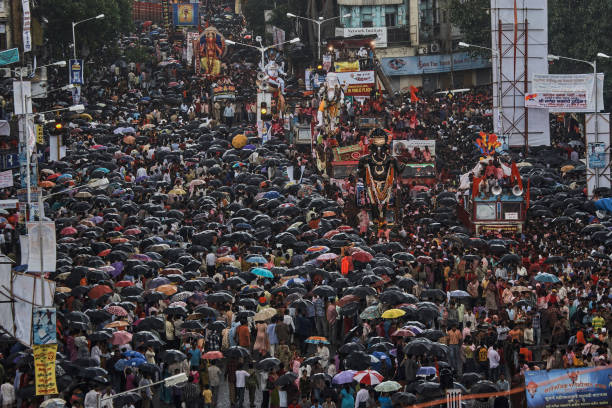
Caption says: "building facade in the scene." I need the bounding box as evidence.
[336,0,491,93]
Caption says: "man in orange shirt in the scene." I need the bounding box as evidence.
[236,319,251,349]
[447,324,462,373]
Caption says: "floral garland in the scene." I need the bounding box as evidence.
[365,164,395,206]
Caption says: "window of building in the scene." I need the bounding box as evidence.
[385,12,397,27]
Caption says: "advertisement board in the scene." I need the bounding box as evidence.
[33,344,58,395]
[588,142,606,169]
[525,73,605,112]
[33,307,56,345]
[586,113,611,197]
[335,27,387,48]
[172,3,198,26]
[337,71,375,97]
[211,84,236,101]
[392,139,436,158]
[334,61,360,72]
[381,52,490,76]
[524,366,612,408]
[69,59,83,85]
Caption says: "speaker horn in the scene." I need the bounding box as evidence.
[257,72,266,81]
[512,185,523,196]
[492,185,502,196]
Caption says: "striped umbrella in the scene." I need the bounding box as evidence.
[353,369,384,385]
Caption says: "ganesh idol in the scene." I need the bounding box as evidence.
[316,72,345,132]
[358,128,403,230]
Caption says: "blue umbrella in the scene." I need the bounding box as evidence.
[534,272,560,283]
[417,366,437,376]
[371,351,392,368]
[123,350,145,360]
[95,168,110,174]
[244,144,256,150]
[251,268,274,278]
[57,174,73,181]
[246,255,267,264]
[449,290,471,298]
[263,191,281,199]
[235,223,253,230]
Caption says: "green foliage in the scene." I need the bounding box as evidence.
[38,0,134,59]
[449,0,612,109]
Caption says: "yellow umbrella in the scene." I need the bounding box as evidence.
[232,134,247,149]
[169,188,186,195]
[56,287,71,293]
[516,161,532,168]
[254,308,277,321]
[381,309,406,319]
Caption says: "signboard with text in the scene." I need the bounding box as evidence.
[335,27,387,48]
[69,59,83,85]
[337,71,375,97]
[381,52,491,76]
[525,73,605,112]
[33,344,58,395]
[524,366,612,408]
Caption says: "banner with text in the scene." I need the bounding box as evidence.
[0,170,12,188]
[337,71,375,97]
[22,0,31,52]
[334,61,360,73]
[525,73,605,112]
[335,27,387,48]
[524,366,612,408]
[34,344,58,395]
[381,52,491,76]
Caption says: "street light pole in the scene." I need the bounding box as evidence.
[96,373,187,408]
[225,38,300,71]
[286,13,351,61]
[72,14,105,60]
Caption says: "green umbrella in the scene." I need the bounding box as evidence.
[359,305,381,320]
[375,380,402,393]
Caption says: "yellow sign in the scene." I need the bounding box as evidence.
[35,124,43,144]
[33,344,58,396]
[334,61,360,72]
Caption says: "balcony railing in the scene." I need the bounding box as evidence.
[387,26,411,46]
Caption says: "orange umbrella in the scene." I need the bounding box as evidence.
[110,237,128,244]
[88,284,112,299]
[123,135,136,144]
[322,210,336,217]
[217,256,235,263]
[105,321,129,329]
[155,284,178,296]
[98,249,111,257]
[39,180,56,188]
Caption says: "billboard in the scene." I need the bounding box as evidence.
[381,52,491,77]
[586,113,610,197]
[335,27,387,48]
[525,73,605,112]
[69,59,83,85]
[393,139,436,162]
[337,71,375,97]
[172,3,198,26]
[0,267,56,346]
[524,366,612,408]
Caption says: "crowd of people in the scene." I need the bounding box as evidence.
[0,5,609,408]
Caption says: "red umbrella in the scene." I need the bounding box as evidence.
[391,328,415,337]
[124,228,142,235]
[115,281,134,288]
[317,253,338,262]
[47,173,61,180]
[98,249,111,257]
[323,230,340,239]
[337,294,360,307]
[105,305,128,316]
[60,226,78,236]
[88,285,112,300]
[111,330,132,345]
[351,251,373,263]
[202,351,224,360]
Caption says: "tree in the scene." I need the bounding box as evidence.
[449,0,612,109]
[37,0,134,60]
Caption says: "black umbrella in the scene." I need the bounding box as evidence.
[159,350,187,364]
[392,392,417,405]
[470,380,498,394]
[338,342,365,354]
[312,285,336,298]
[256,357,281,371]
[225,346,250,359]
[275,372,298,386]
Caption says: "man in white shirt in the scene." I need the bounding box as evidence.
[0,380,15,408]
[205,251,216,275]
[355,386,369,408]
[488,345,501,381]
[84,387,101,408]
[235,368,250,408]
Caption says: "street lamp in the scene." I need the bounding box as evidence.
[72,14,105,59]
[97,373,187,408]
[226,37,300,71]
[459,42,504,147]
[548,52,607,195]
[286,13,351,60]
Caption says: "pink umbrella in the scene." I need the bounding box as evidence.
[60,226,77,236]
[105,305,128,316]
[111,330,132,345]
[317,253,339,262]
[124,228,142,235]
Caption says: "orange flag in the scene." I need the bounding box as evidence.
[410,86,419,103]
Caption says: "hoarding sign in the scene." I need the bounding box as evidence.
[525,73,605,112]
[335,27,387,48]
[337,71,375,97]
[172,3,198,26]
[524,366,612,408]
